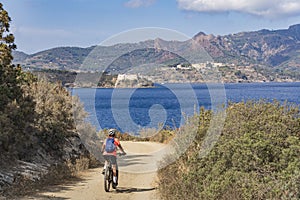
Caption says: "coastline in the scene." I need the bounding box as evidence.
[67,80,300,89]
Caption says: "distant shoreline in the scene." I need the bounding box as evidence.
[68,81,300,89]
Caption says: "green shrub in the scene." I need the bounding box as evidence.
[158,101,300,200]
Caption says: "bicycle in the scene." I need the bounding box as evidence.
[104,152,125,192]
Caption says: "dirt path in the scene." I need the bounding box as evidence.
[24,142,168,200]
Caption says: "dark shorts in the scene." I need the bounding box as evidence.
[103,155,117,165]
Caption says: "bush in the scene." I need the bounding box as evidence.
[158,101,300,200]
[98,128,175,143]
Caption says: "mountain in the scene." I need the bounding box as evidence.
[192,24,300,67]
[13,46,94,70]
[12,24,300,82]
[12,50,29,63]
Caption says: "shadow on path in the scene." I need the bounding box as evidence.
[8,175,89,200]
[118,154,153,167]
[116,187,156,194]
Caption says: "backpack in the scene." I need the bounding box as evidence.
[105,138,116,153]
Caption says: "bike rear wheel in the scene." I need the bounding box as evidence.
[104,167,112,192]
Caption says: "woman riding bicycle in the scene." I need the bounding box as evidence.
[101,129,126,188]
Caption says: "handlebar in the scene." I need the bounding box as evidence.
[117,152,126,156]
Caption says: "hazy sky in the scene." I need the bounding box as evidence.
[2,0,300,54]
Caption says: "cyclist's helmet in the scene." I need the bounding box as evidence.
[108,129,116,137]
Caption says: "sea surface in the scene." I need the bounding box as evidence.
[71,82,300,133]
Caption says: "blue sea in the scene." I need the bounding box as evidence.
[71,82,300,133]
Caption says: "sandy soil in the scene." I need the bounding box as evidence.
[21,141,168,200]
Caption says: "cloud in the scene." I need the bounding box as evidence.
[177,0,300,18]
[124,0,156,8]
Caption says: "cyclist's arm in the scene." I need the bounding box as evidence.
[118,143,126,154]
[114,139,126,154]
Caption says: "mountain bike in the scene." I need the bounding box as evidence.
[104,153,125,192]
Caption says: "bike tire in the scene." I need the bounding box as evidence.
[104,167,111,192]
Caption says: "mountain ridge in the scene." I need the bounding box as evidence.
[12,24,300,82]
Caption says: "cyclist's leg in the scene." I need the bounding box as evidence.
[112,164,117,177]
[102,155,109,174]
[110,156,118,185]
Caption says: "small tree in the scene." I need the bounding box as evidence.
[0,3,16,66]
[0,3,35,155]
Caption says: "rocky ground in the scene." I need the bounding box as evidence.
[0,134,93,198]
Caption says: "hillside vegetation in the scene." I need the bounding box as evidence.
[0,3,95,196]
[158,101,300,199]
